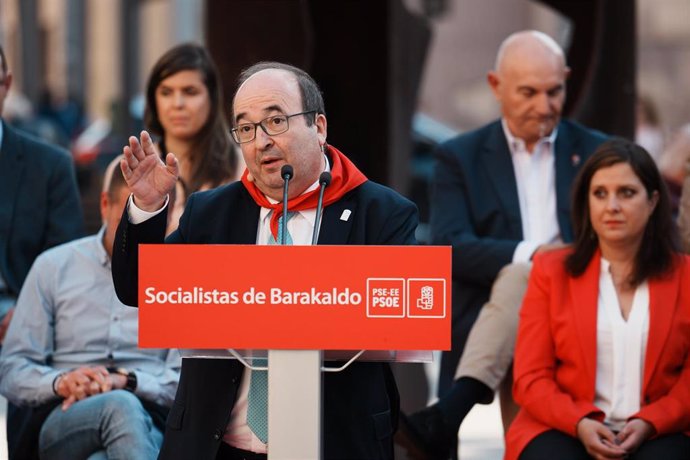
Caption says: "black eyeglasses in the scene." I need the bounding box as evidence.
[231,110,316,144]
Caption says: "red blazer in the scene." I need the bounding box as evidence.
[505,249,690,460]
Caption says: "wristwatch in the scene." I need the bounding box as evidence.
[107,367,138,392]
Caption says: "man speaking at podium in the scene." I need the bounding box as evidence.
[111,62,418,460]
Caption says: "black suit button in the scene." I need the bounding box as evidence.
[213,428,224,441]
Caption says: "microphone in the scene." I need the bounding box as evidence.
[311,171,332,245]
[280,165,294,245]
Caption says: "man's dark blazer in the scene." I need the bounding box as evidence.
[0,120,84,459]
[430,119,607,396]
[112,176,419,460]
[0,120,84,297]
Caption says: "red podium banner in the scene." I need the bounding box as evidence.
[138,245,451,350]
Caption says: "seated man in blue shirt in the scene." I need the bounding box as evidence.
[0,156,180,460]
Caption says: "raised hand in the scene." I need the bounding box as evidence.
[120,131,179,211]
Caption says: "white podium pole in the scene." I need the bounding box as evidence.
[268,350,323,459]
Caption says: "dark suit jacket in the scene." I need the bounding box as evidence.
[0,121,84,459]
[112,179,419,460]
[429,119,608,395]
[507,250,690,460]
[0,120,84,297]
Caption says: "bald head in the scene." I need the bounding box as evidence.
[487,30,570,151]
[233,61,325,124]
[494,30,566,74]
[232,63,328,201]
[101,155,131,257]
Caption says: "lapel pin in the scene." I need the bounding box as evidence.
[340,209,351,222]
[571,154,581,167]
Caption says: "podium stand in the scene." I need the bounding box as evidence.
[269,349,322,458]
[181,348,431,458]
[138,245,450,459]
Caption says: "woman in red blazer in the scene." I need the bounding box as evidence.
[506,139,690,460]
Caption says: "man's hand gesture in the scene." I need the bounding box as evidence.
[56,366,111,410]
[121,131,179,212]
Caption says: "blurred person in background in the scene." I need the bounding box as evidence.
[506,139,690,460]
[144,43,241,234]
[635,94,664,164]
[396,31,607,460]
[0,156,180,460]
[672,123,690,254]
[659,123,690,213]
[0,43,84,347]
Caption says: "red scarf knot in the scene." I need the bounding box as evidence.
[241,145,367,239]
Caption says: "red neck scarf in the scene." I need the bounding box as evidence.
[242,145,367,239]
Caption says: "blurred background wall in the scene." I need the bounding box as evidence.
[0,0,688,235]
[1,0,688,131]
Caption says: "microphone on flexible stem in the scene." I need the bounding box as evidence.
[280,165,294,245]
[311,171,332,245]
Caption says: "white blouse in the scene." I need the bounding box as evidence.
[594,258,649,431]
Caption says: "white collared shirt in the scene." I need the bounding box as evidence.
[501,119,562,263]
[594,258,649,432]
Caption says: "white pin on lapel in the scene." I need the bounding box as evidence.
[340,209,351,221]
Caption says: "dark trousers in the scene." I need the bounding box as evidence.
[520,429,690,460]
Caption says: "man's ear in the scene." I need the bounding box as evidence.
[3,72,12,92]
[315,113,327,147]
[100,191,109,224]
[487,71,501,99]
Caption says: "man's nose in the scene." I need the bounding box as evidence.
[254,125,273,150]
[534,93,551,115]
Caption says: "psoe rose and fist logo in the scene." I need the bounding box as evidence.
[366,278,446,318]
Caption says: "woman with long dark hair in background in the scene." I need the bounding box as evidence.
[145,43,240,234]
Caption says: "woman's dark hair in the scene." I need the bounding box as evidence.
[144,43,236,193]
[566,138,680,284]
[232,61,326,125]
[0,44,7,77]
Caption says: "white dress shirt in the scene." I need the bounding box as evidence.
[501,120,562,263]
[594,258,649,432]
